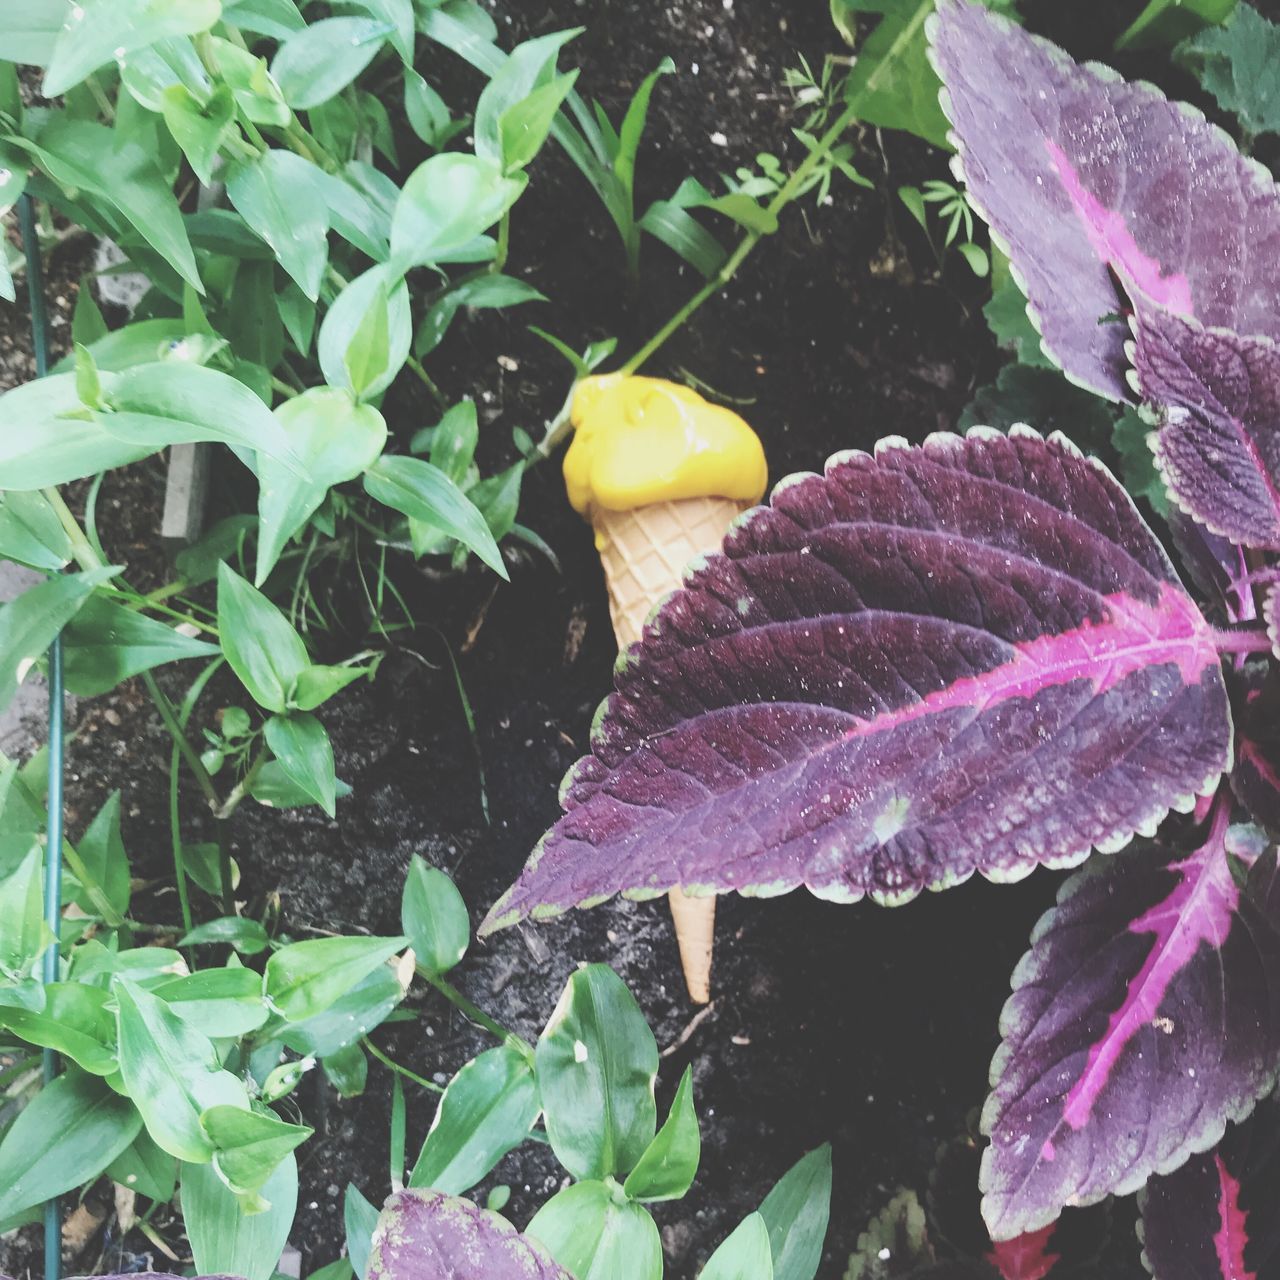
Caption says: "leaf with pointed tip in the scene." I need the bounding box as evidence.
[1139,1095,1280,1280]
[483,430,1230,935]
[1135,307,1280,551]
[928,0,1280,400]
[369,1188,573,1280]
[982,841,1280,1239]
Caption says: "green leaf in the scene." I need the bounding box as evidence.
[345,1182,379,1280]
[984,254,1051,368]
[271,16,391,110]
[414,273,546,358]
[278,963,402,1057]
[72,789,131,920]
[42,0,220,98]
[62,595,218,697]
[183,1153,297,1280]
[404,69,451,145]
[3,2,69,66]
[291,663,366,711]
[179,915,271,955]
[622,1065,700,1202]
[758,1145,833,1280]
[702,1213,775,1280]
[107,1128,178,1203]
[162,82,235,186]
[0,491,74,572]
[227,151,330,301]
[615,57,675,194]
[72,277,108,346]
[53,317,188,373]
[959,364,1115,455]
[13,117,203,292]
[1178,3,1280,140]
[210,35,291,125]
[249,760,353,809]
[1113,406,1170,517]
[0,841,46,982]
[389,153,525,272]
[346,0,415,63]
[0,1068,142,1221]
[499,71,580,173]
[317,264,410,401]
[473,29,580,165]
[536,964,658,1181]
[221,0,304,39]
[401,856,469,975]
[114,979,251,1162]
[202,1103,312,1199]
[419,401,479,482]
[323,1043,368,1097]
[153,966,271,1038]
[0,981,118,1075]
[0,567,118,714]
[843,1190,931,1280]
[117,35,213,114]
[256,389,386,584]
[0,375,155,489]
[468,461,523,546]
[526,1181,663,1280]
[408,1042,539,1193]
[216,562,310,713]
[99,360,299,461]
[265,711,337,816]
[1118,0,1235,50]
[638,199,727,277]
[838,0,951,149]
[265,934,407,1022]
[364,455,507,579]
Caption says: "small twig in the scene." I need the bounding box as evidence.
[660,1000,717,1058]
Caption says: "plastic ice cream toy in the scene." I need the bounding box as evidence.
[563,372,768,1002]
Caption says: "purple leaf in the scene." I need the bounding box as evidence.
[927,0,1280,401]
[1230,666,1280,835]
[1140,1095,1280,1280]
[1135,309,1280,552]
[483,430,1230,935]
[368,1188,573,1280]
[982,831,1280,1240]
[1167,513,1252,626]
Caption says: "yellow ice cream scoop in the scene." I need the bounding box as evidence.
[564,374,769,1003]
[564,373,767,517]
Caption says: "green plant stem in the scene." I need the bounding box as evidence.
[169,740,195,940]
[621,52,899,374]
[493,211,511,272]
[406,356,447,409]
[363,1037,444,1094]
[271,376,300,399]
[140,669,223,810]
[281,118,340,172]
[214,744,268,821]
[42,487,104,574]
[417,967,533,1059]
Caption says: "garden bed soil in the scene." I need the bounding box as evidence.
[0,1,1201,1275]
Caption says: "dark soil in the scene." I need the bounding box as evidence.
[0,0,1213,1276]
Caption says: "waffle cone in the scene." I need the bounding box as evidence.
[592,497,747,1003]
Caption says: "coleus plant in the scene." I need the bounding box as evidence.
[481,0,1280,1269]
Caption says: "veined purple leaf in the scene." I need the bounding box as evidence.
[1140,1096,1280,1280]
[1134,309,1280,552]
[1230,666,1280,835]
[482,430,1230,935]
[368,1188,573,1280]
[982,834,1280,1240]
[1167,513,1252,627]
[927,0,1280,401]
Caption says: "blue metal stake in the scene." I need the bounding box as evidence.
[18,191,63,1280]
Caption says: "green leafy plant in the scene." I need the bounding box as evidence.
[898,180,989,276]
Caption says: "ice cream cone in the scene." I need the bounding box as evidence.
[592,498,747,1003]
[564,374,768,1004]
